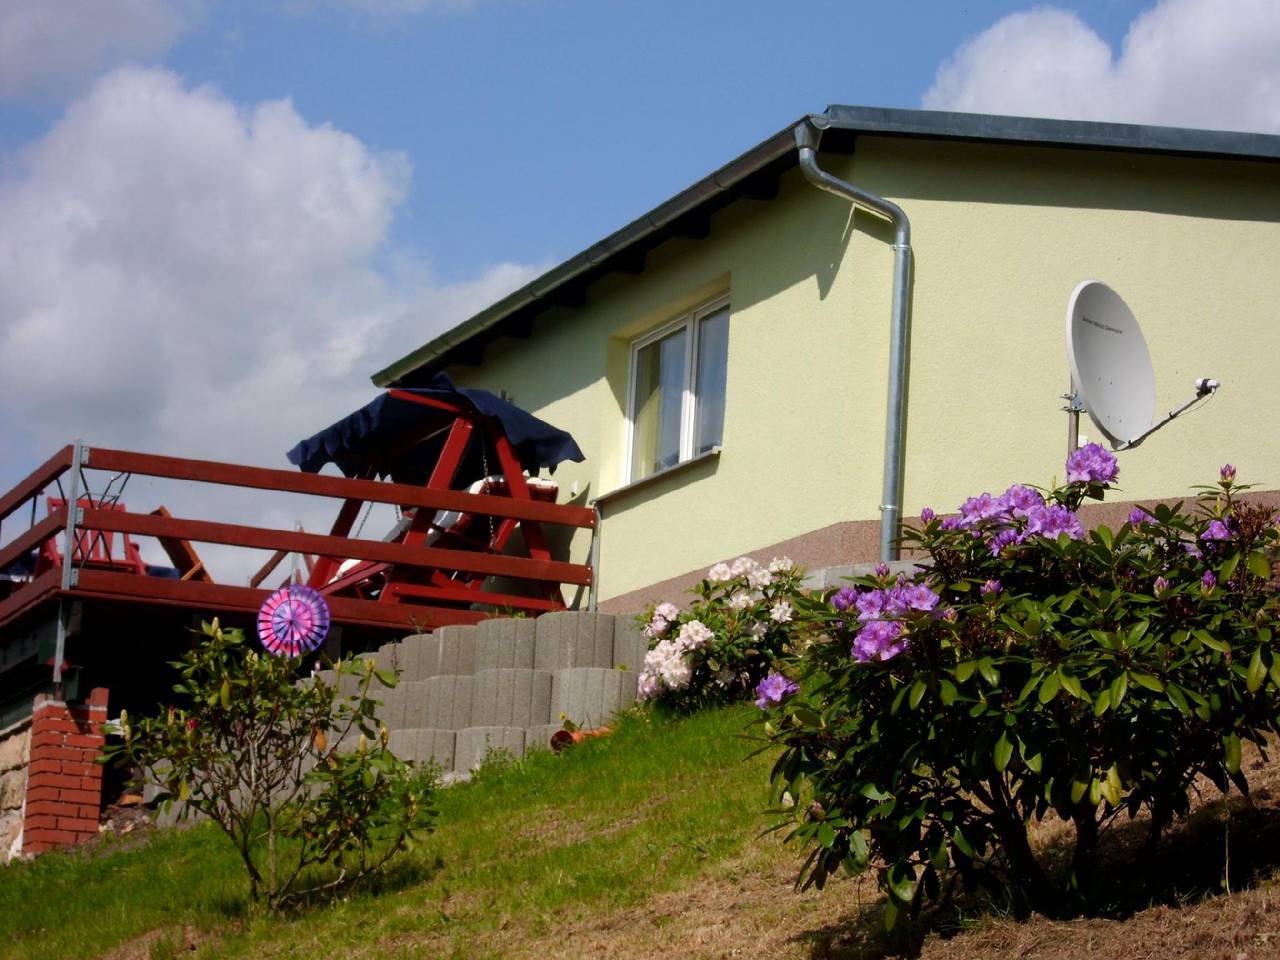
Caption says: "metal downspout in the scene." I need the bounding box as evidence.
[793,119,913,562]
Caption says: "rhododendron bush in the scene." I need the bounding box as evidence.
[762,448,1280,922]
[638,556,809,711]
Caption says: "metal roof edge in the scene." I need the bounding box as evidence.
[373,105,1280,386]
[370,122,800,386]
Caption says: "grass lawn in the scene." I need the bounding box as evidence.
[0,704,779,959]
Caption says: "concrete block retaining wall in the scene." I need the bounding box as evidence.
[335,611,643,775]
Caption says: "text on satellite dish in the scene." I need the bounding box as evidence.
[1081,316,1123,335]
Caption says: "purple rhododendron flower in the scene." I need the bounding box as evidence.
[980,579,1002,596]
[754,671,799,710]
[852,619,907,662]
[1003,484,1044,518]
[1221,464,1237,483]
[1153,576,1171,595]
[855,589,887,621]
[1128,507,1148,525]
[1201,520,1231,541]
[874,561,891,578]
[831,587,858,612]
[1202,569,1217,591]
[959,492,1008,527]
[988,527,1020,556]
[920,507,936,523]
[940,516,962,531]
[1024,504,1085,540]
[896,582,939,613]
[1066,442,1119,485]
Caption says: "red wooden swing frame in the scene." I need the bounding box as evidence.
[304,388,568,614]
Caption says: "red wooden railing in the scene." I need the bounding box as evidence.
[0,444,595,634]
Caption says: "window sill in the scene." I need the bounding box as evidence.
[592,447,721,508]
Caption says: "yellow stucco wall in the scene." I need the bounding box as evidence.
[448,136,1280,603]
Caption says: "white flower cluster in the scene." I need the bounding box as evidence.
[638,617,714,699]
[636,555,797,703]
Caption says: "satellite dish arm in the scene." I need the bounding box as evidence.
[1114,379,1220,451]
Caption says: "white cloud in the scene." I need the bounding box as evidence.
[923,0,1280,133]
[0,66,540,580]
[0,0,199,102]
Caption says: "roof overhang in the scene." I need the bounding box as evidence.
[372,105,1280,387]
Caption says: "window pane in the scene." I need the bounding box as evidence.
[694,307,728,454]
[631,327,687,480]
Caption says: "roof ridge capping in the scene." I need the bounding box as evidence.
[372,105,1280,387]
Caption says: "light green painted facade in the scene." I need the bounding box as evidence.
[446,136,1280,604]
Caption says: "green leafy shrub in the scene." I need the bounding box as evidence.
[763,452,1280,923]
[107,620,436,911]
[637,556,810,711]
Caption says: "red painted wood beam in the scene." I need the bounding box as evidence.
[0,447,72,525]
[0,511,64,574]
[71,570,488,630]
[77,507,593,586]
[83,447,595,528]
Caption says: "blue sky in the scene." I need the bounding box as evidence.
[0,0,1276,575]
[3,1,1142,281]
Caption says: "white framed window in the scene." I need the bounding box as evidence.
[626,296,729,483]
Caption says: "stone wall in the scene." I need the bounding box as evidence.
[0,716,31,860]
[322,611,646,775]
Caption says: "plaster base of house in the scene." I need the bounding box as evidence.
[598,490,1280,613]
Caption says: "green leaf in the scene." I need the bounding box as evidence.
[1166,684,1189,715]
[978,658,1000,686]
[1070,779,1088,804]
[909,680,927,710]
[993,734,1014,772]
[1224,734,1242,775]
[1130,672,1165,693]
[1110,672,1129,707]
[955,661,977,683]
[817,823,836,849]
[1195,629,1230,654]
[939,679,958,706]
[1220,550,1241,582]
[1268,656,1280,692]
[1057,669,1084,700]
[219,677,231,710]
[1247,648,1267,693]
[952,826,976,859]
[1037,673,1061,704]
[1249,551,1273,580]
[1093,689,1112,717]
[886,863,916,903]
[791,707,823,727]
[1024,750,1043,774]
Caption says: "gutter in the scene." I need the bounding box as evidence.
[793,117,912,563]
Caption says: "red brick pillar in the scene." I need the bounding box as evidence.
[22,687,109,854]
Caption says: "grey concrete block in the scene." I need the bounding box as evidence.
[476,617,536,671]
[373,684,406,730]
[399,680,431,728]
[471,668,553,728]
[424,675,474,730]
[524,723,563,754]
[396,634,430,681]
[387,728,455,769]
[551,667,637,729]
[374,641,403,676]
[535,612,617,671]
[419,626,478,679]
[454,726,526,772]
[611,615,648,672]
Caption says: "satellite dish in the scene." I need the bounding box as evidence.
[1065,280,1156,447]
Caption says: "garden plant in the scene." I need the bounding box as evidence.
[108,620,436,911]
[637,555,807,712]
[758,449,1280,923]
